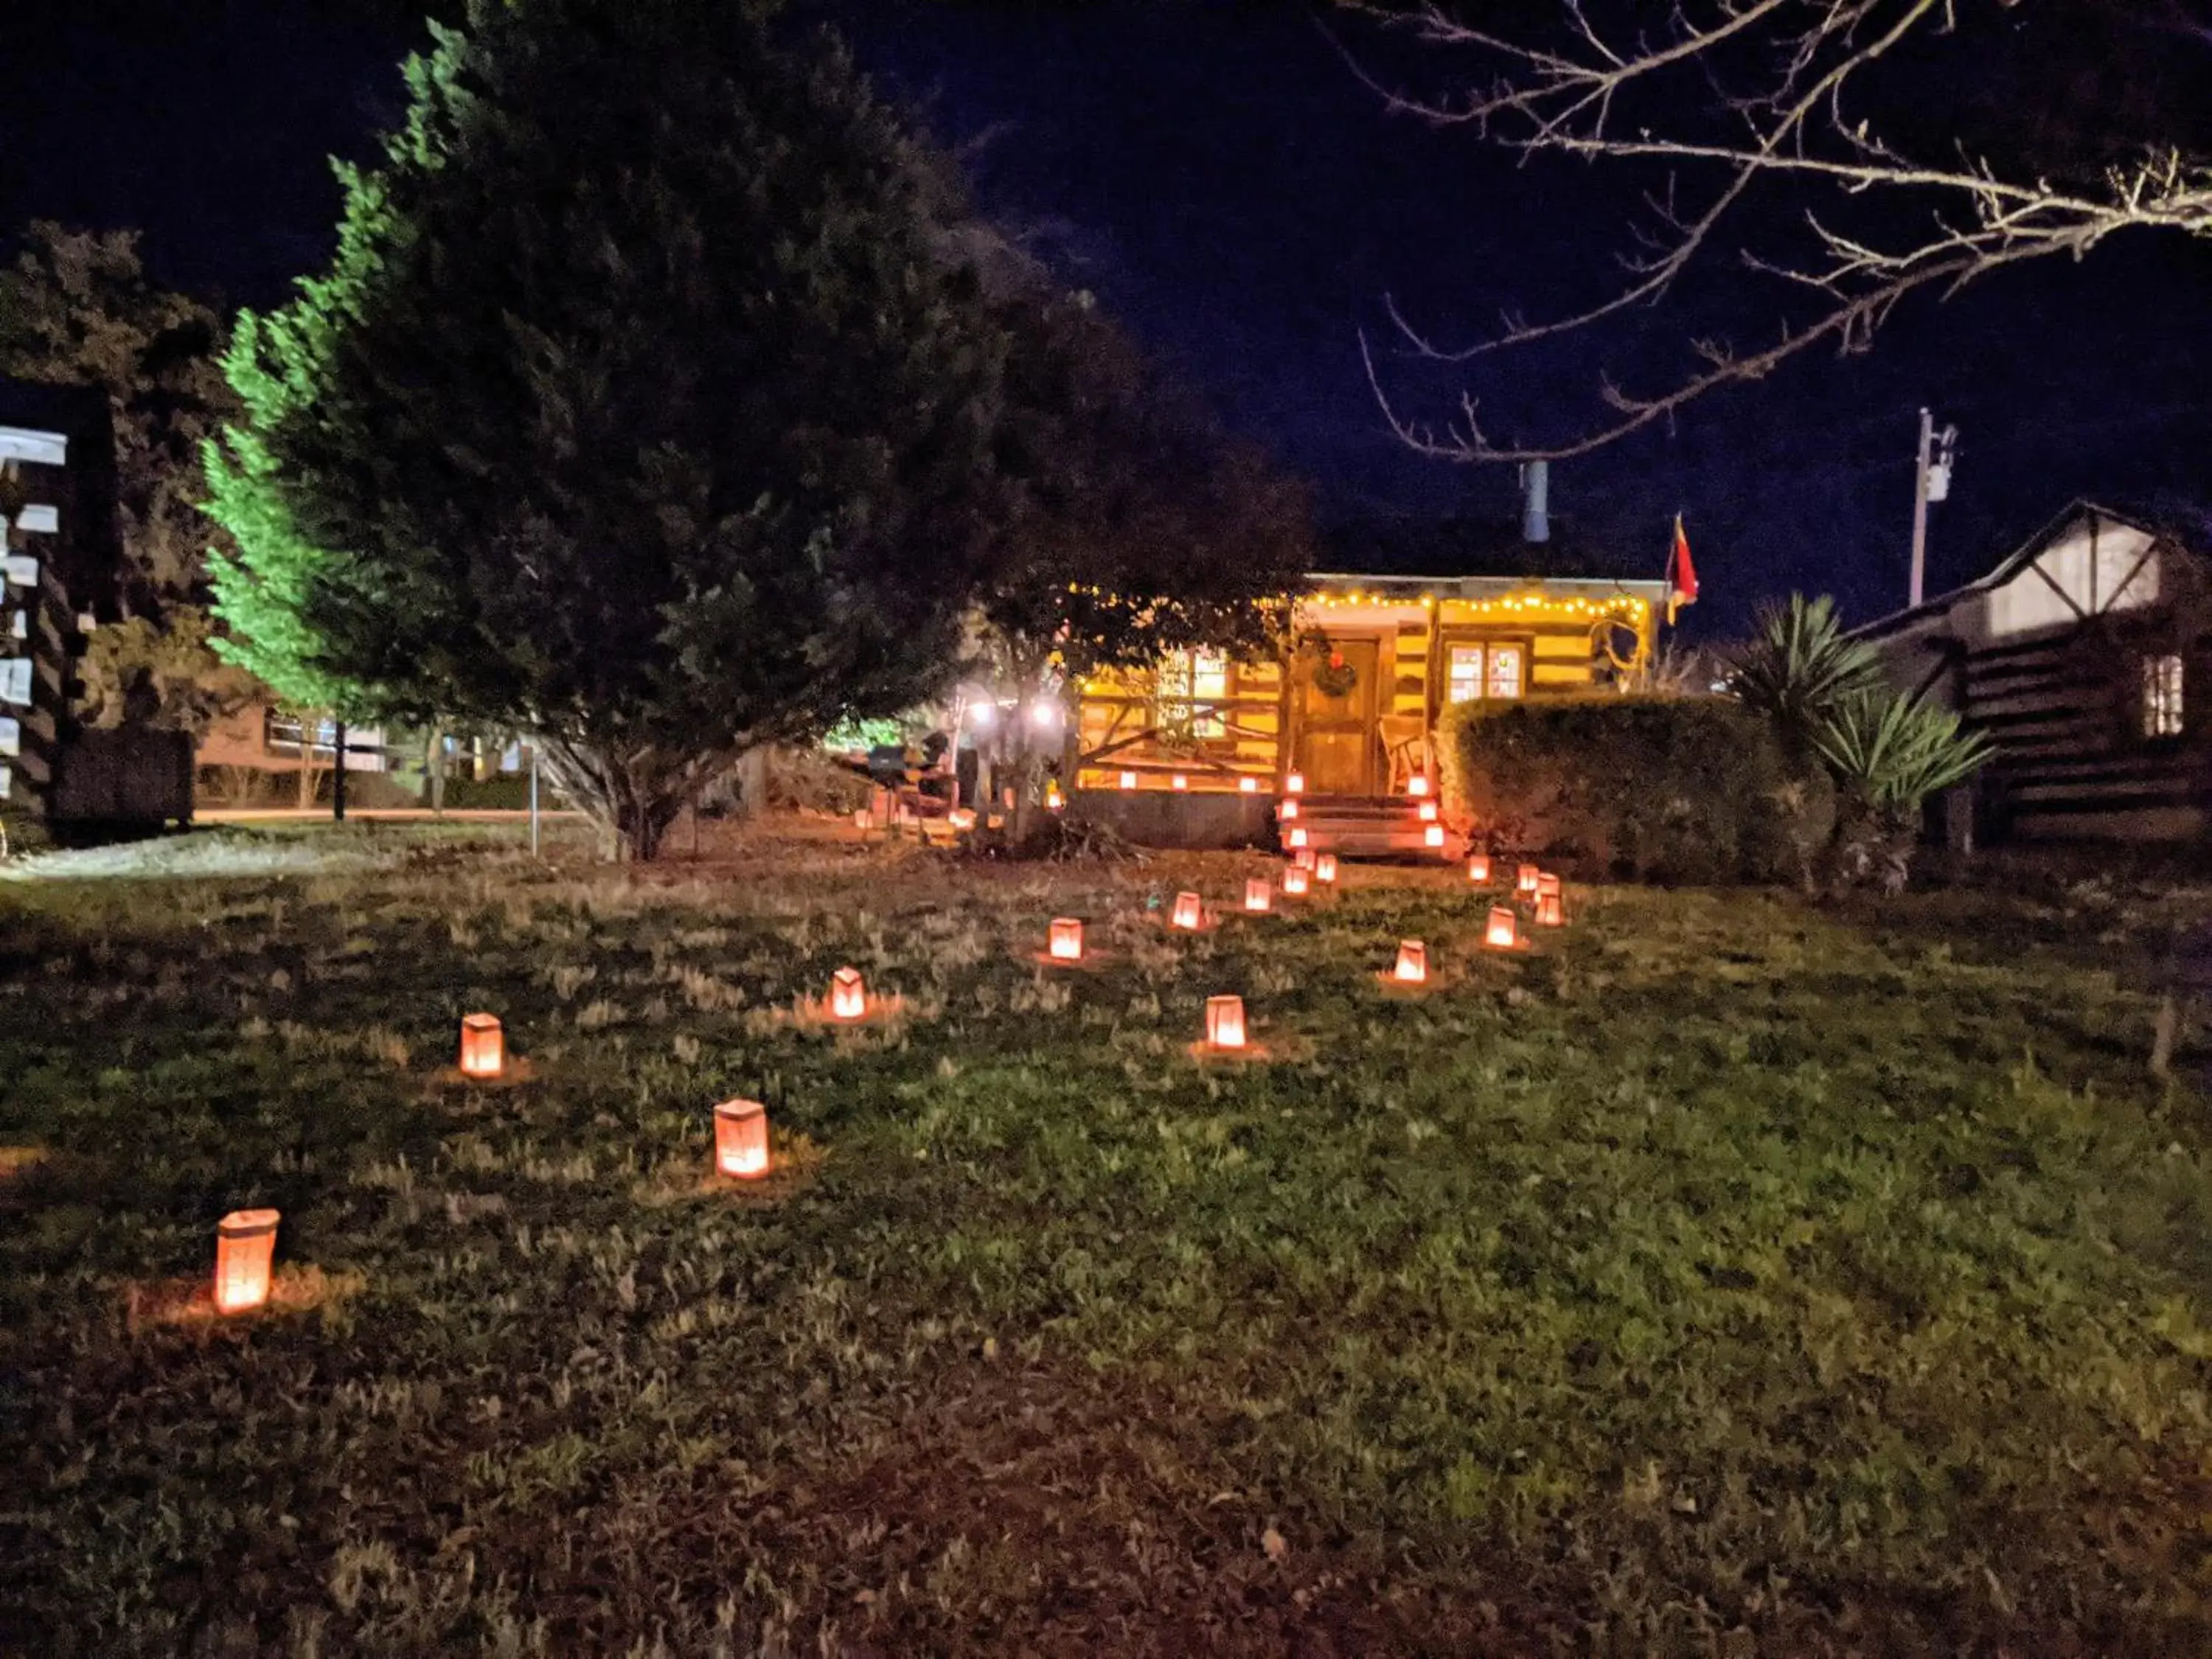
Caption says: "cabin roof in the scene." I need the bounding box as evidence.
[1851,498,2199,641]
[1320,512,1662,586]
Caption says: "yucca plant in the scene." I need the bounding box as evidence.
[1813,690,1993,892]
[1728,594,1885,750]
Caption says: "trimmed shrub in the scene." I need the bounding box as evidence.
[1442,695,1819,884]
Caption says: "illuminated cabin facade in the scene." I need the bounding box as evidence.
[1071,519,1670,847]
[1857,501,2212,844]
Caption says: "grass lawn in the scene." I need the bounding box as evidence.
[4,822,2211,1654]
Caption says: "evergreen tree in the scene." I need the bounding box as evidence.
[206,0,1008,859]
[972,283,1311,838]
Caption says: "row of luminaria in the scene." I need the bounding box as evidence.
[206,813,1568,1311]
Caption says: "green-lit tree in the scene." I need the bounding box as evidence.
[206,0,1009,859]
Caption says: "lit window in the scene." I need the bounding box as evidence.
[1447,645,1484,704]
[1486,645,1525,701]
[1161,650,1230,737]
[1446,643,1526,703]
[2143,653,2184,737]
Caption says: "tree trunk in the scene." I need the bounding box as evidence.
[533,734,733,863]
[735,746,769,820]
[427,726,447,814]
[332,720,348,822]
[295,712,321,811]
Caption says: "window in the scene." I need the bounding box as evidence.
[2143,653,2184,737]
[1160,650,1231,737]
[1486,645,1525,701]
[1447,645,1483,705]
[1444,642,1526,704]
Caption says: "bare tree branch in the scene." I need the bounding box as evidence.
[1338,0,2212,460]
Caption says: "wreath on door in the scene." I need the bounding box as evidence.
[1312,649,1359,698]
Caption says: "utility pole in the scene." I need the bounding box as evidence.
[1907,406,1959,609]
[1908,407,1934,608]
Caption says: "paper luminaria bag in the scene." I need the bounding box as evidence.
[214,1209,279,1315]
[1204,994,1247,1050]
[713,1099,770,1179]
[459,1013,504,1078]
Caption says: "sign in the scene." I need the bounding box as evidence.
[1,555,36,590]
[0,717,17,757]
[1,658,30,706]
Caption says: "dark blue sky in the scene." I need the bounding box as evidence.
[5,1,2207,635]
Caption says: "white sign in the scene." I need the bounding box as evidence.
[7,610,23,641]
[14,504,58,535]
[1,555,36,590]
[1,658,31,707]
[0,762,11,800]
[0,716,17,757]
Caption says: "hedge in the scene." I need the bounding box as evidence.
[1441,695,1817,884]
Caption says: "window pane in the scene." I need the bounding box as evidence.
[1486,646,1524,700]
[1192,652,1228,735]
[1447,645,1484,703]
[2143,653,2184,737]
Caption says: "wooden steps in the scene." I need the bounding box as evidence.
[1284,793,1450,860]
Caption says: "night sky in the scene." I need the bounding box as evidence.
[4,1,2207,636]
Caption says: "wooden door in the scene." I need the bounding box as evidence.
[1294,637,1380,795]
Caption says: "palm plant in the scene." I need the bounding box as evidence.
[1812,691,1993,893]
[1728,594,1885,750]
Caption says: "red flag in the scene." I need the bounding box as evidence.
[1667,514,1699,624]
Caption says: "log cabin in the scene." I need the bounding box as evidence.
[1855,500,2212,844]
[1069,509,1672,852]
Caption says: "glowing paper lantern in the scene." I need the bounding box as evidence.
[1293,846,1316,870]
[1279,797,1300,821]
[1424,823,1446,849]
[1048,917,1085,961]
[947,807,977,832]
[1417,800,1439,823]
[1284,771,1304,794]
[1119,770,1138,790]
[1394,939,1428,984]
[1245,878,1272,913]
[712,1099,770,1180]
[1467,854,1491,883]
[1171,891,1203,931]
[830,967,867,1021]
[213,1208,279,1315]
[852,808,870,830]
[459,1013,504,1079]
[1239,776,1258,794]
[1537,872,1562,902]
[1287,826,1309,849]
[1485,905,1520,950]
[1316,852,1338,885]
[1283,864,1311,897]
[1172,773,1189,791]
[1204,994,1247,1051]
[1408,774,1430,798]
[1535,891,1565,928]
[1517,863,1541,897]
[1045,782,1065,812]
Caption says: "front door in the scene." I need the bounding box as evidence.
[1294,636,1380,795]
